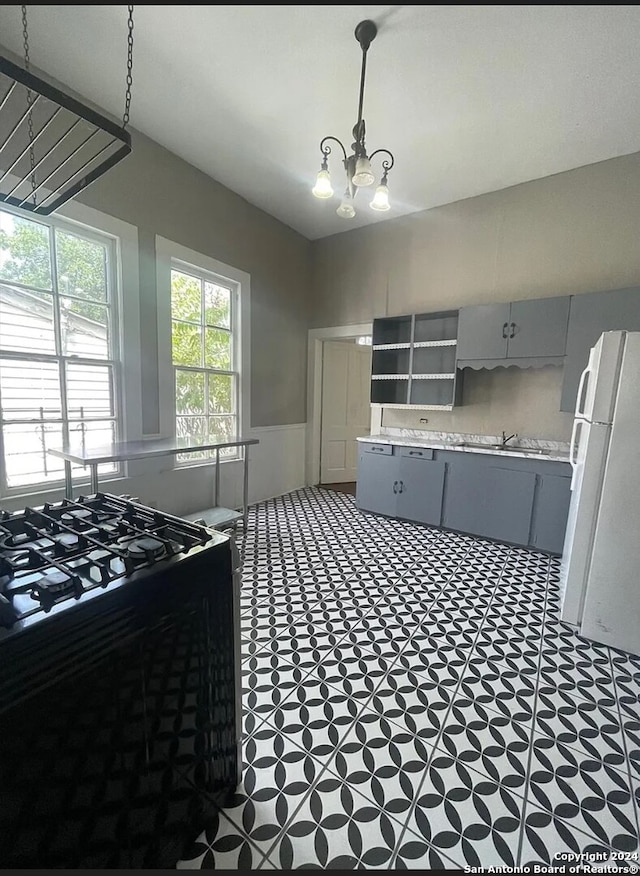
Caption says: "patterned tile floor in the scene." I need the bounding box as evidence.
[178,487,640,870]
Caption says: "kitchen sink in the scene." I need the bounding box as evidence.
[461,442,551,454]
[461,442,507,450]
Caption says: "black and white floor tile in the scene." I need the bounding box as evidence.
[178,486,640,870]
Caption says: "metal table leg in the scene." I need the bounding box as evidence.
[214,447,220,507]
[243,444,250,528]
[64,460,73,500]
[90,464,99,495]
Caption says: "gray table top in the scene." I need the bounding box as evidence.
[48,436,259,466]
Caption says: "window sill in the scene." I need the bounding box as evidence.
[0,475,127,504]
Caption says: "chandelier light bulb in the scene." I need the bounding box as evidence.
[352,156,375,187]
[370,182,390,212]
[336,191,356,219]
[312,168,333,199]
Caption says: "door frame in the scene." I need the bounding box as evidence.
[306,323,373,486]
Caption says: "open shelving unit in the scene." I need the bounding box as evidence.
[370,310,462,409]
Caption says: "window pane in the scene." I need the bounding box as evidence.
[61,298,109,359]
[204,282,231,328]
[66,363,114,418]
[209,415,236,443]
[208,373,233,414]
[0,283,56,354]
[176,369,205,415]
[55,230,107,302]
[67,420,118,478]
[3,422,65,487]
[67,419,116,453]
[0,211,52,290]
[205,327,231,370]
[172,321,202,366]
[0,358,62,420]
[176,416,206,446]
[171,270,201,322]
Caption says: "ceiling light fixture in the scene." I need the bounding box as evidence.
[312,19,394,219]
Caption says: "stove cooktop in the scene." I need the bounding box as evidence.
[0,493,221,633]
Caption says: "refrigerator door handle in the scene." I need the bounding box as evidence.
[569,418,583,489]
[575,362,592,419]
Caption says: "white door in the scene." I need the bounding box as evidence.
[320,341,371,484]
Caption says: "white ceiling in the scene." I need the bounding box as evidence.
[1,5,640,240]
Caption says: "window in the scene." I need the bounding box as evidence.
[0,207,119,492]
[170,263,238,461]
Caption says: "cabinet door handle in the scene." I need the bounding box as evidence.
[408,450,422,456]
[398,480,404,493]
[502,322,509,338]
[509,322,516,338]
[393,480,398,494]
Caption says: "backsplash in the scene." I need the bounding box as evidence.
[382,365,574,441]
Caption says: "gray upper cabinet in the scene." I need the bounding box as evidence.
[560,286,640,412]
[507,297,570,358]
[371,311,462,409]
[456,303,510,360]
[457,296,570,363]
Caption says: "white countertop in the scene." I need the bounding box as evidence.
[357,432,571,463]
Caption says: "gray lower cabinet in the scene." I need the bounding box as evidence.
[357,445,446,524]
[357,442,572,553]
[530,472,572,554]
[356,445,398,517]
[396,450,445,526]
[442,459,537,545]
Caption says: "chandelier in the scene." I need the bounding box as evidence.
[312,19,394,219]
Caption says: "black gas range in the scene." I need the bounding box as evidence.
[0,493,242,868]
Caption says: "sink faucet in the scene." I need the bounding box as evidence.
[501,431,518,448]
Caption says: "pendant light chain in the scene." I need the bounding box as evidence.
[122,5,134,129]
[21,4,37,205]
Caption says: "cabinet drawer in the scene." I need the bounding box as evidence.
[399,446,434,460]
[362,443,392,455]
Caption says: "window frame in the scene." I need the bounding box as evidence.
[155,236,250,476]
[0,204,124,496]
[170,258,240,464]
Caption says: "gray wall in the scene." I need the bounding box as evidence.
[0,42,311,430]
[76,131,310,430]
[311,152,640,439]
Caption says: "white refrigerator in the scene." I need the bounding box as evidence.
[560,330,640,656]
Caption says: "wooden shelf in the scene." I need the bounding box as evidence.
[372,342,411,351]
[371,402,454,411]
[413,339,457,348]
[370,309,462,409]
[371,374,409,380]
[411,373,456,380]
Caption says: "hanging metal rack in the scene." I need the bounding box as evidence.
[0,6,133,216]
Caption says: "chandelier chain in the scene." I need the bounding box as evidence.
[122,5,134,129]
[21,4,37,205]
